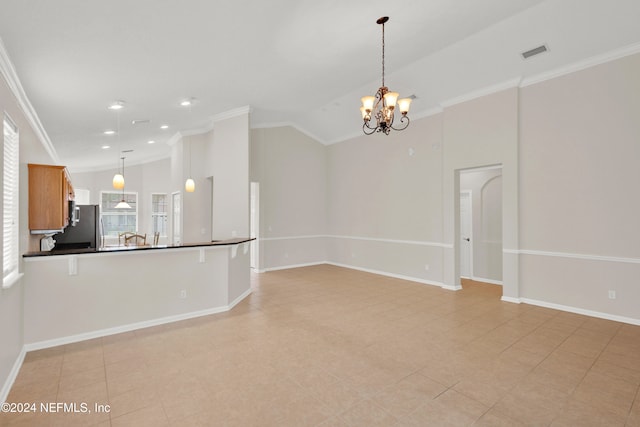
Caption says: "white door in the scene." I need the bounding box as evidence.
[172,192,181,245]
[460,191,472,278]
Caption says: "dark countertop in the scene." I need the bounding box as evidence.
[23,237,255,258]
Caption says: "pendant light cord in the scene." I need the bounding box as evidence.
[381,21,385,88]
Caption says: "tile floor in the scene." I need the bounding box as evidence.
[1,264,639,426]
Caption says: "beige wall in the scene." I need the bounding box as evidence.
[1,68,58,400]
[519,53,640,319]
[250,126,327,270]
[253,53,640,323]
[326,115,445,284]
[207,112,250,239]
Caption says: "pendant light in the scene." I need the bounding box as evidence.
[111,101,125,189]
[114,155,131,209]
[185,140,195,193]
[183,99,195,193]
[360,17,412,135]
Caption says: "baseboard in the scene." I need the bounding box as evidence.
[1,347,26,404]
[326,262,444,288]
[520,298,640,326]
[24,292,253,352]
[228,288,252,309]
[471,276,503,286]
[441,285,463,291]
[262,261,326,272]
[501,296,522,304]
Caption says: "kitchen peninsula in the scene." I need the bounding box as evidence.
[21,238,253,350]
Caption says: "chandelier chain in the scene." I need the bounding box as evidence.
[381,20,385,88]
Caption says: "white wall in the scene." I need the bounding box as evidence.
[326,115,444,284]
[519,52,640,320]
[181,133,212,244]
[206,111,250,240]
[22,244,250,347]
[252,52,640,324]
[1,59,59,400]
[250,126,327,271]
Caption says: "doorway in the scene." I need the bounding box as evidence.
[457,165,503,285]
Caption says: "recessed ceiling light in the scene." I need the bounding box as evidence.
[108,101,125,110]
[180,100,192,107]
[160,125,169,130]
[103,130,116,135]
[147,140,155,144]
[102,145,111,149]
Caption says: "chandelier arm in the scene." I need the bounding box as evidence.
[363,122,378,135]
[390,115,410,131]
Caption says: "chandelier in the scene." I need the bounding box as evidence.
[360,16,412,135]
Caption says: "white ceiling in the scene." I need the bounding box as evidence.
[1,0,640,172]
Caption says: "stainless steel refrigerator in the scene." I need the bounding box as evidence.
[53,204,101,250]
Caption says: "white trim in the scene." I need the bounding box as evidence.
[521,41,640,88]
[503,248,640,265]
[260,234,449,248]
[441,284,463,291]
[24,290,252,352]
[69,152,170,174]
[329,235,449,248]
[0,347,25,404]
[326,262,444,288]
[261,235,325,242]
[263,261,326,272]
[440,78,521,108]
[0,38,59,164]
[2,272,23,290]
[228,288,252,310]
[501,296,521,304]
[520,298,640,327]
[472,276,503,286]
[251,121,327,145]
[212,105,251,123]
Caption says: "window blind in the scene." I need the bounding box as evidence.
[3,115,19,282]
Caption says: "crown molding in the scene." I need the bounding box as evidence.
[211,105,251,123]
[251,120,328,145]
[0,38,60,164]
[440,78,522,108]
[521,41,640,88]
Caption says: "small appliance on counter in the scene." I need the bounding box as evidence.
[40,234,56,251]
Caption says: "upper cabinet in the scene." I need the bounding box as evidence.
[28,164,75,233]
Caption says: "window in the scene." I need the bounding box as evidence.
[151,193,168,237]
[100,191,138,237]
[3,115,19,286]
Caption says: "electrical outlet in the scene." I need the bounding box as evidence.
[180,290,187,299]
[608,290,616,300]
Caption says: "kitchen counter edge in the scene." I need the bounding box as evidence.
[23,237,255,257]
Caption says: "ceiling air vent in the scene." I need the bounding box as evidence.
[521,44,548,59]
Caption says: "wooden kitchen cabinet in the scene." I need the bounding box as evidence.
[28,164,75,232]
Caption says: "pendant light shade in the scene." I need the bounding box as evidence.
[112,173,125,190]
[185,178,195,193]
[114,156,131,209]
[115,199,131,209]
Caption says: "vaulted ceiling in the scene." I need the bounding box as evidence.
[1,0,639,171]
